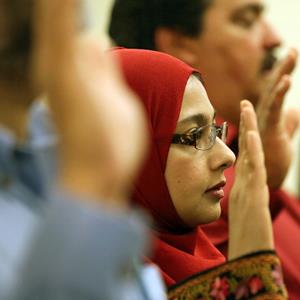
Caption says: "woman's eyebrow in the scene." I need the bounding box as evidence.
[178,111,216,127]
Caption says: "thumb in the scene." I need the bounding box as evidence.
[284,108,300,139]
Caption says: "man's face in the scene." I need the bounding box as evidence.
[183,0,281,125]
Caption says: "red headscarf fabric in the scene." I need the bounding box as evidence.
[114,48,225,286]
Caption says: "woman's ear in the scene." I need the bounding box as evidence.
[154,27,199,66]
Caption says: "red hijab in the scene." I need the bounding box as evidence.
[114,48,225,286]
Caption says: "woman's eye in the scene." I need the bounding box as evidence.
[188,127,200,135]
[189,127,206,139]
[179,134,194,145]
[194,130,203,140]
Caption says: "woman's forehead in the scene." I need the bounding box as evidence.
[178,77,215,124]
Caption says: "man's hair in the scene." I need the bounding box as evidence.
[109,0,213,50]
[0,0,33,81]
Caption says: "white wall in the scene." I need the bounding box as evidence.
[90,0,300,195]
[267,0,300,196]
[86,0,114,41]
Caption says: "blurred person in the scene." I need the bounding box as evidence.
[114,47,287,299]
[109,0,300,298]
[0,0,160,299]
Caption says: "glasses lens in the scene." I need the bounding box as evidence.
[220,122,228,142]
[195,125,215,150]
[195,123,227,150]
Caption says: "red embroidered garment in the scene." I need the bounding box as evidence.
[114,48,225,286]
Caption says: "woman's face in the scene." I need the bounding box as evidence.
[165,76,236,227]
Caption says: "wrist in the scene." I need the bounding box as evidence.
[59,164,129,210]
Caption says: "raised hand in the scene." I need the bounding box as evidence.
[31,0,148,207]
[256,48,299,188]
[229,100,273,260]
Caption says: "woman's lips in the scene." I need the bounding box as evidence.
[205,181,226,199]
[206,188,225,199]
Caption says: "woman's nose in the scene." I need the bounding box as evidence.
[209,138,236,170]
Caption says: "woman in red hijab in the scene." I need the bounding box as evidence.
[114,48,287,299]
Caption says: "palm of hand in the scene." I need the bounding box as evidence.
[229,101,272,260]
[256,49,299,188]
[32,0,148,203]
[260,119,292,189]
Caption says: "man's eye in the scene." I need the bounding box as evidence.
[238,18,255,28]
[233,12,258,28]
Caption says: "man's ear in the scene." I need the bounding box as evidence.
[154,27,198,66]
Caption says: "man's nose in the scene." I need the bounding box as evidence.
[263,20,282,50]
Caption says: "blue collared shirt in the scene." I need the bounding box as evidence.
[0,103,157,300]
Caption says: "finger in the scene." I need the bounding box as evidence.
[241,100,258,132]
[236,101,260,174]
[270,48,298,89]
[246,131,266,181]
[257,74,291,132]
[284,108,300,139]
[238,100,257,156]
[278,48,298,77]
[267,75,291,126]
[257,48,297,114]
[238,102,247,155]
[33,0,78,68]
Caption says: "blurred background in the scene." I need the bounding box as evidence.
[89,0,300,196]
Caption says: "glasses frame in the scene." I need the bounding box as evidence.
[171,122,228,151]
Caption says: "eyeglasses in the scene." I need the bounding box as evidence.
[171,122,228,150]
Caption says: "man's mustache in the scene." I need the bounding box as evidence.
[260,51,278,73]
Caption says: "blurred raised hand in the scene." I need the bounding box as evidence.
[229,100,273,260]
[256,48,300,188]
[31,0,148,208]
